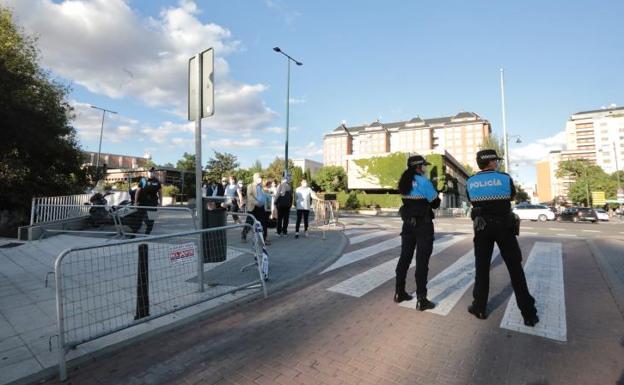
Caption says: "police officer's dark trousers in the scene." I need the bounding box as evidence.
[473,217,536,317]
[395,220,434,298]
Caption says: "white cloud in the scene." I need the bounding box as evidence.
[508,131,566,169]
[289,97,306,105]
[264,0,301,25]
[291,142,323,158]
[263,126,285,134]
[7,0,277,134]
[71,101,141,143]
[207,138,263,148]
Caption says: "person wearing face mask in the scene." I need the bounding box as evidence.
[224,175,241,223]
[394,155,439,310]
[466,149,538,326]
[132,167,162,235]
[245,172,270,245]
[294,179,317,238]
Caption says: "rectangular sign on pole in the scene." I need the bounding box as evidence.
[188,48,214,121]
[591,191,606,206]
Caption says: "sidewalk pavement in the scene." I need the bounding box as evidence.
[0,223,347,385]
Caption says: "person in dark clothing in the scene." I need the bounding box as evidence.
[132,167,162,234]
[394,154,440,310]
[466,149,539,327]
[275,177,293,237]
[205,179,225,207]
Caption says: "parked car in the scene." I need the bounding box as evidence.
[558,207,598,223]
[512,204,556,221]
[594,208,610,221]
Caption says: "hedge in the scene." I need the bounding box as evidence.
[337,191,402,209]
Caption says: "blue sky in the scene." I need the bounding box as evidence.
[4,0,624,185]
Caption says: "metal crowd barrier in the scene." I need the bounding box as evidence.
[30,194,93,225]
[311,199,345,238]
[35,204,197,239]
[54,221,267,381]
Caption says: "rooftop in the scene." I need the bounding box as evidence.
[328,111,487,136]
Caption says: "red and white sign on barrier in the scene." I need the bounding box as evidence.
[169,243,197,264]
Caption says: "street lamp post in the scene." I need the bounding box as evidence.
[273,47,302,179]
[91,105,117,179]
[499,68,509,173]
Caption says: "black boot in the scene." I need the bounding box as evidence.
[467,304,487,320]
[416,297,435,311]
[523,314,539,327]
[394,280,412,303]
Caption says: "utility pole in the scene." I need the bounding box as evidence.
[91,105,117,179]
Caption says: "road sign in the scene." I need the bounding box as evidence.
[591,191,606,206]
[188,48,214,121]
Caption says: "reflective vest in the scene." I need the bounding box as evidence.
[405,174,438,202]
[466,171,512,202]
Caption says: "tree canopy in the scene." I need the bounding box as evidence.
[314,166,347,192]
[0,8,87,235]
[205,151,239,182]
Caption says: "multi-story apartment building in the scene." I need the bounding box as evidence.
[564,105,624,173]
[323,111,491,172]
[536,105,623,203]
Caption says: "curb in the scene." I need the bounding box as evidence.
[18,230,349,385]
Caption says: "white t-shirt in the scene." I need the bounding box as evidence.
[295,186,317,210]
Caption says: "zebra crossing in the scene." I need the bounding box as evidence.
[325,226,567,342]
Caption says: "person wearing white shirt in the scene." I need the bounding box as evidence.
[294,179,317,238]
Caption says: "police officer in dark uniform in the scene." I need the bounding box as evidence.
[394,154,441,310]
[133,167,162,235]
[466,149,539,326]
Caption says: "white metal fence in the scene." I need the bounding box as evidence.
[312,199,345,234]
[54,221,267,381]
[30,194,93,225]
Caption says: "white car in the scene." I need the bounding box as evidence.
[594,208,610,221]
[513,204,555,222]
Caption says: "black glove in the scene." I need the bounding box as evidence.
[430,197,441,209]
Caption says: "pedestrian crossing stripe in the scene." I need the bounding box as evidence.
[330,230,567,342]
[400,246,501,315]
[321,236,402,274]
[500,242,566,342]
[326,236,465,297]
[349,230,393,245]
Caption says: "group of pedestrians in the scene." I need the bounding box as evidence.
[203,174,318,246]
[395,149,539,327]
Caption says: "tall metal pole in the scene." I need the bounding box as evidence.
[499,68,510,173]
[614,141,622,197]
[91,105,117,176]
[194,52,204,292]
[285,58,291,177]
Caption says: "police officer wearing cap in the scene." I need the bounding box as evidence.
[466,149,539,326]
[394,154,440,310]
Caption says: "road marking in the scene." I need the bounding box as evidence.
[522,232,538,235]
[349,231,393,245]
[548,228,559,231]
[400,246,500,315]
[556,234,577,237]
[321,237,402,273]
[523,227,536,230]
[582,230,600,233]
[344,229,376,236]
[500,242,566,342]
[326,236,465,297]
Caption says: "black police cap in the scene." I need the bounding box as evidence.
[407,154,431,168]
[476,149,503,162]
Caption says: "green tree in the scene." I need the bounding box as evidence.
[314,166,348,192]
[463,163,475,176]
[514,185,530,204]
[0,8,87,235]
[290,166,304,191]
[353,152,406,189]
[205,151,239,182]
[176,152,197,197]
[246,159,263,176]
[233,168,253,185]
[265,157,295,181]
[556,159,609,206]
[479,135,506,172]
